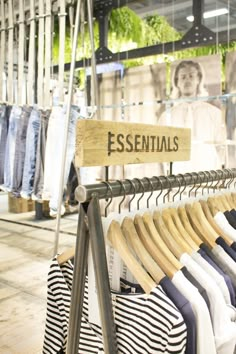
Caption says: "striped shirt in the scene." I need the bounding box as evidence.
[43,257,187,354]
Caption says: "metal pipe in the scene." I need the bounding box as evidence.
[87,0,101,120]
[88,195,118,353]
[53,0,83,256]
[66,203,90,354]
[75,168,236,203]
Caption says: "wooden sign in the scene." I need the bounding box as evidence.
[75,120,191,167]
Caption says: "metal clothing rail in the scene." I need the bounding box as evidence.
[66,168,236,354]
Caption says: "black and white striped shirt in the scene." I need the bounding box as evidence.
[43,257,187,354]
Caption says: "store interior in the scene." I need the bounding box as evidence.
[1,0,236,353]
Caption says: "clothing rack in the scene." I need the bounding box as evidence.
[66,167,236,354]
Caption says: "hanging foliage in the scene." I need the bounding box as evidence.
[108,6,143,44]
[52,5,236,87]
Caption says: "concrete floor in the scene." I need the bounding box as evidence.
[0,192,78,354]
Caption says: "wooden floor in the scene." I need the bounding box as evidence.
[0,192,77,354]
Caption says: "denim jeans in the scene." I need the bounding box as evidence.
[0,104,7,184]
[32,109,51,200]
[12,105,33,196]
[42,105,79,216]
[3,105,22,191]
[21,107,40,199]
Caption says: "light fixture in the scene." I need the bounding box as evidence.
[187,8,229,22]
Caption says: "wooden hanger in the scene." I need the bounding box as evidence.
[107,220,156,294]
[186,202,216,248]
[142,212,182,272]
[161,209,193,254]
[225,193,235,210]
[168,207,199,251]
[122,217,166,283]
[207,196,221,216]
[57,247,75,265]
[134,214,179,278]
[152,210,185,258]
[199,199,232,246]
[231,192,236,207]
[177,206,203,247]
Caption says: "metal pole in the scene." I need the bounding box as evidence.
[87,195,118,353]
[53,0,83,256]
[75,169,236,202]
[87,0,101,120]
[66,203,90,354]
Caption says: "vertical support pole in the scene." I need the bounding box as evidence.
[44,0,52,107]
[7,0,14,104]
[53,0,83,256]
[193,0,204,26]
[37,0,45,107]
[18,0,25,106]
[28,0,36,106]
[58,0,66,102]
[0,0,6,102]
[66,202,90,354]
[87,195,118,353]
[87,0,101,120]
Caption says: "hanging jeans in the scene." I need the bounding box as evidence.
[3,105,22,192]
[32,109,51,201]
[0,104,6,142]
[21,107,40,199]
[12,105,33,197]
[42,105,79,217]
[0,104,8,185]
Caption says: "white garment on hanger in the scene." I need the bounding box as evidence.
[191,251,231,305]
[212,245,236,289]
[214,211,236,242]
[172,270,216,354]
[180,253,236,354]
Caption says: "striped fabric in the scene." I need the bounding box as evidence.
[43,257,187,354]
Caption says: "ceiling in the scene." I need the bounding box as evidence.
[2,0,236,38]
[126,0,236,34]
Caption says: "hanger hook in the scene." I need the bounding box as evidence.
[152,176,164,206]
[172,174,181,201]
[134,178,145,210]
[177,173,187,200]
[102,181,113,217]
[187,172,198,197]
[116,179,126,214]
[163,175,172,204]
[194,171,203,197]
[211,169,220,192]
[225,169,234,189]
[125,179,136,212]
[217,169,225,189]
[143,177,154,208]
[207,170,214,193]
[199,171,209,196]
[182,172,193,197]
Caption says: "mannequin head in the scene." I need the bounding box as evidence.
[171,60,208,99]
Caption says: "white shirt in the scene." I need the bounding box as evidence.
[180,253,236,354]
[158,101,225,173]
[191,251,231,305]
[212,245,236,289]
[172,270,216,354]
[214,211,236,242]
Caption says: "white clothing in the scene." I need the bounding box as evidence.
[172,270,216,354]
[191,251,231,305]
[212,245,236,289]
[180,253,236,354]
[158,101,226,173]
[214,211,236,242]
